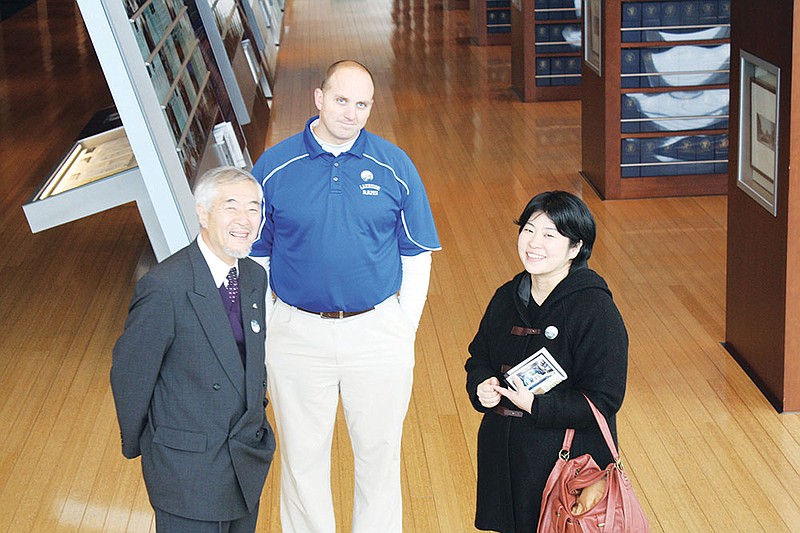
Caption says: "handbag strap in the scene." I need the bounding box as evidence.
[582,394,620,462]
[557,395,620,462]
[561,428,575,453]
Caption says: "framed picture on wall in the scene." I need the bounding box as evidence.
[749,78,777,191]
[738,50,780,217]
[583,0,601,75]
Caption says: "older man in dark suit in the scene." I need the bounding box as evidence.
[111,166,275,533]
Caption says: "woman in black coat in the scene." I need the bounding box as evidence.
[465,191,628,533]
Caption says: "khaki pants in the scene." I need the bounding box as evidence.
[267,296,416,533]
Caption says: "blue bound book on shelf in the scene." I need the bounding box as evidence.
[551,57,565,86]
[657,138,684,176]
[565,57,580,85]
[535,24,551,53]
[640,138,658,162]
[620,95,639,119]
[549,23,563,42]
[680,1,701,25]
[565,57,580,74]
[714,133,729,173]
[695,136,716,174]
[673,137,697,174]
[497,9,510,24]
[719,0,731,23]
[535,0,549,20]
[639,138,658,177]
[550,24,566,52]
[622,2,641,27]
[676,136,697,161]
[564,24,581,51]
[536,58,551,86]
[622,3,642,42]
[536,23,550,41]
[661,2,681,26]
[621,49,641,88]
[621,95,640,133]
[621,138,641,177]
[699,1,718,24]
[642,2,661,28]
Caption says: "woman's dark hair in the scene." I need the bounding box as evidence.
[515,190,596,267]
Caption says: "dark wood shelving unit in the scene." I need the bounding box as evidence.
[581,0,731,199]
[511,0,582,102]
[470,0,512,45]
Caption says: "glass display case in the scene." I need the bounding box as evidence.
[23,0,252,261]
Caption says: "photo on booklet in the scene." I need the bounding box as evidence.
[503,347,567,395]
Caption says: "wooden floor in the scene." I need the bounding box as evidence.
[2,1,800,532]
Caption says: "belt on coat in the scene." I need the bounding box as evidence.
[492,405,524,418]
[295,306,375,319]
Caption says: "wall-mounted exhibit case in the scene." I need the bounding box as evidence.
[23,0,272,261]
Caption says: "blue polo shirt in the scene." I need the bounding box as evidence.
[251,117,441,312]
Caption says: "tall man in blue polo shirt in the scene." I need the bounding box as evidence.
[250,60,441,533]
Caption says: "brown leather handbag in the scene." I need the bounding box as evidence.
[537,395,651,533]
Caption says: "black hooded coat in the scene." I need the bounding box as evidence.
[465,265,628,533]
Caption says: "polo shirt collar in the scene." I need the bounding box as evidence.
[303,115,367,159]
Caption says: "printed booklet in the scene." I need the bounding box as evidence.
[503,347,567,395]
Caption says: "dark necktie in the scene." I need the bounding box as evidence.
[220,267,246,367]
[225,267,239,305]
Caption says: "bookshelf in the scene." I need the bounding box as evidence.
[511,0,582,102]
[581,0,731,199]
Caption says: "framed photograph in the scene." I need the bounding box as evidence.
[503,347,567,395]
[738,50,780,216]
[583,0,602,75]
[749,78,777,190]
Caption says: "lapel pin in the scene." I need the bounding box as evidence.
[544,325,559,340]
[252,303,258,309]
[251,320,261,333]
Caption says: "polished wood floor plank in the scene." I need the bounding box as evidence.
[4,1,800,532]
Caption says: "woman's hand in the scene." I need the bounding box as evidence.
[477,377,502,408]
[494,375,534,414]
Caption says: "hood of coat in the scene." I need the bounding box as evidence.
[511,262,613,322]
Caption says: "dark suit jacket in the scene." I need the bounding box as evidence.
[111,240,275,522]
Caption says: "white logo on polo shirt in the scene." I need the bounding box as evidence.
[360,183,380,196]
[360,170,380,196]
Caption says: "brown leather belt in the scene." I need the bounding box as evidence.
[296,307,375,319]
[493,405,524,418]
